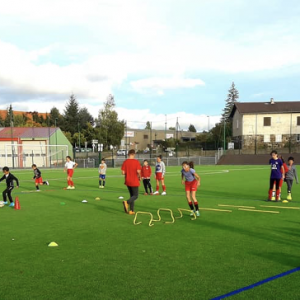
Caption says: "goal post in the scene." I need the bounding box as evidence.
[3,143,69,168]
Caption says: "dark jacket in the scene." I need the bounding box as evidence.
[0,173,19,188]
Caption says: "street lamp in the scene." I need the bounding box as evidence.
[110,145,115,168]
[78,121,81,152]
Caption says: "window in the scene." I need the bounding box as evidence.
[276,135,282,142]
[297,134,300,142]
[236,120,239,129]
[264,135,270,143]
[297,116,300,126]
[264,117,271,126]
[143,135,148,139]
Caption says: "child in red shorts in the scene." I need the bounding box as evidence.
[32,164,49,191]
[181,161,201,217]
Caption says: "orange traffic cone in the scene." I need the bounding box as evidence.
[14,197,20,210]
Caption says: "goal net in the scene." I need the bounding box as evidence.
[3,143,69,168]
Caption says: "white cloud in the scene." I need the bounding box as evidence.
[131,77,205,94]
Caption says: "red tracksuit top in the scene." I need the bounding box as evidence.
[141,165,152,178]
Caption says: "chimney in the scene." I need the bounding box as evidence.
[270,98,274,104]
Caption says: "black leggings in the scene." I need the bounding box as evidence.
[127,186,139,211]
[3,187,14,203]
[143,179,153,194]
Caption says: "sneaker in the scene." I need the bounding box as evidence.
[153,191,159,195]
[150,192,153,195]
[99,186,101,189]
[271,196,275,201]
[45,181,49,186]
[102,186,105,189]
[161,191,167,196]
[9,202,15,207]
[3,201,8,205]
[144,193,148,195]
[123,201,129,213]
[66,186,71,190]
[36,190,41,192]
[196,211,200,217]
[287,193,292,200]
[190,211,195,216]
[71,186,75,189]
[129,211,135,215]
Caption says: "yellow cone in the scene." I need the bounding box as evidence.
[95,197,101,200]
[48,242,58,247]
[282,200,289,203]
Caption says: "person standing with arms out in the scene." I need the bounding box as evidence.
[121,149,141,215]
[64,156,78,190]
[98,158,107,189]
[153,155,166,195]
[0,167,19,207]
[285,156,298,201]
[32,164,49,192]
[141,159,153,195]
[268,150,285,201]
[181,161,201,217]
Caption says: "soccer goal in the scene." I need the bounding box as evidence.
[3,143,69,168]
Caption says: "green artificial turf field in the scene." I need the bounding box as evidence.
[0,165,299,300]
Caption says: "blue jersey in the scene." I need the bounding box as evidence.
[181,168,195,182]
[269,158,283,179]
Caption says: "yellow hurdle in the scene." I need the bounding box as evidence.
[218,204,256,209]
[199,207,232,213]
[176,208,197,221]
[153,208,175,224]
[260,205,300,210]
[133,212,154,227]
[238,208,279,214]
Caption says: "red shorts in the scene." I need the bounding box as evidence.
[67,169,74,177]
[185,180,198,192]
[155,173,164,181]
[35,177,43,184]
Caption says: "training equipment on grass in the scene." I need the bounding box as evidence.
[238,208,279,214]
[118,196,124,199]
[200,207,232,213]
[48,242,58,247]
[282,200,289,203]
[134,212,154,227]
[218,204,256,209]
[82,200,88,203]
[133,207,198,226]
[95,197,101,200]
[153,208,175,224]
[15,197,20,210]
[260,205,300,210]
[0,201,4,208]
[176,208,196,220]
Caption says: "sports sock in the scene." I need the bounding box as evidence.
[272,191,275,197]
[36,186,39,190]
[99,180,102,186]
[188,202,194,210]
[43,181,47,185]
[162,185,166,192]
[70,180,74,186]
[156,185,159,191]
[103,181,105,186]
[276,189,280,199]
[268,189,273,200]
[194,201,199,211]
[68,180,71,186]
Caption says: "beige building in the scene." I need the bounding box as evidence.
[230,99,300,150]
[120,128,197,151]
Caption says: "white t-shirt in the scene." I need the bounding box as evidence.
[65,161,76,169]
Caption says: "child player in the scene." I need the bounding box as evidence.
[141,159,153,195]
[153,155,166,195]
[181,161,201,217]
[268,150,285,201]
[32,164,49,191]
[98,158,107,188]
[0,166,19,207]
[64,156,78,189]
[285,156,299,201]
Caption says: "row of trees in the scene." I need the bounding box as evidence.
[2,82,239,150]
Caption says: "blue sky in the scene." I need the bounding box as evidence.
[0,0,300,131]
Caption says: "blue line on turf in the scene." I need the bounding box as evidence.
[211,266,300,300]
